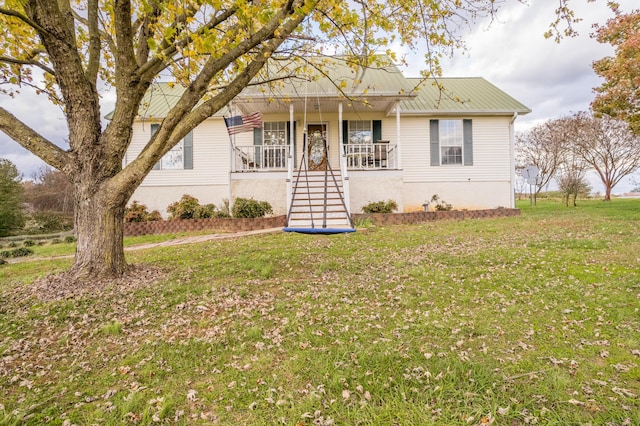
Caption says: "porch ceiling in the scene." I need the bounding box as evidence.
[231,95,411,116]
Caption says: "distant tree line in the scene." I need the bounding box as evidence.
[0,162,73,237]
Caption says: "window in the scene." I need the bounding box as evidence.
[348,120,372,144]
[440,120,463,165]
[161,141,184,169]
[151,124,193,170]
[263,122,287,145]
[430,119,473,166]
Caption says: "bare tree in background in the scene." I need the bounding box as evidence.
[515,118,571,194]
[570,112,640,201]
[25,166,73,215]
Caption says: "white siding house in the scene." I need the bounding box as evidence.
[124,59,530,231]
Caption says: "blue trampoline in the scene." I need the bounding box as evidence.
[283,227,355,234]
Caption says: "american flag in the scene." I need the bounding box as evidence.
[224,112,263,135]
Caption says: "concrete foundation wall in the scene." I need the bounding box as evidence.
[129,185,230,218]
[231,173,288,215]
[402,181,513,212]
[347,171,404,214]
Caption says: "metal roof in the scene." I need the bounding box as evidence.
[114,60,530,119]
[401,77,531,115]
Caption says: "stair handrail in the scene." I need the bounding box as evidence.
[324,142,355,229]
[287,133,316,228]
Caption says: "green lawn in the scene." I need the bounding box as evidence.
[1,199,639,425]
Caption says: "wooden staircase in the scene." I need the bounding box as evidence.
[286,170,354,231]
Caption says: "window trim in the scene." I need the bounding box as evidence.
[150,123,193,170]
[430,119,473,166]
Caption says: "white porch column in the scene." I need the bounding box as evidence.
[287,104,295,214]
[396,103,402,170]
[228,103,235,211]
[338,102,351,212]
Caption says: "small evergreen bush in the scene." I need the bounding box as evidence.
[23,240,35,247]
[362,200,398,214]
[232,198,273,218]
[64,235,77,243]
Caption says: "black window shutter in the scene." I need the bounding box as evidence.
[151,123,160,170]
[463,119,473,166]
[253,127,263,167]
[373,120,382,142]
[342,120,349,144]
[430,120,440,166]
[183,131,193,169]
[287,121,297,164]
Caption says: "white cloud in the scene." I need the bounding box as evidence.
[434,0,636,131]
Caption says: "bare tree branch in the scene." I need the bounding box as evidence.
[0,55,55,76]
[85,0,100,84]
[0,106,69,170]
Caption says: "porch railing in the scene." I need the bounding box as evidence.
[235,143,398,172]
[234,145,289,171]
[344,143,397,170]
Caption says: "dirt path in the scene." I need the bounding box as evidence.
[5,227,284,264]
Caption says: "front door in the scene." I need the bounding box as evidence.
[307,124,327,171]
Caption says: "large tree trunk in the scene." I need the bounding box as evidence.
[70,180,129,279]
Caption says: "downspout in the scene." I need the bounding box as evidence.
[396,103,402,170]
[509,112,518,208]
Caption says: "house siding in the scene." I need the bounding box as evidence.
[402,116,513,183]
[127,119,232,216]
[400,115,514,210]
[127,118,230,187]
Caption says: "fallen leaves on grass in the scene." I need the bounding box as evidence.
[24,264,167,302]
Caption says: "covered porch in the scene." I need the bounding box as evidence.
[230,92,412,173]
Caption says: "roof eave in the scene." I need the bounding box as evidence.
[401,109,531,116]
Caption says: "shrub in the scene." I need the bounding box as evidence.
[25,211,74,234]
[232,198,273,218]
[8,241,17,248]
[0,250,10,258]
[198,204,217,219]
[51,238,62,245]
[23,240,35,247]
[353,217,373,228]
[430,194,453,211]
[0,258,5,265]
[9,247,34,258]
[362,200,398,214]
[167,195,203,220]
[215,199,231,218]
[64,235,77,243]
[125,201,161,222]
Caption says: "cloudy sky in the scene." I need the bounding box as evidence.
[1,0,638,190]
